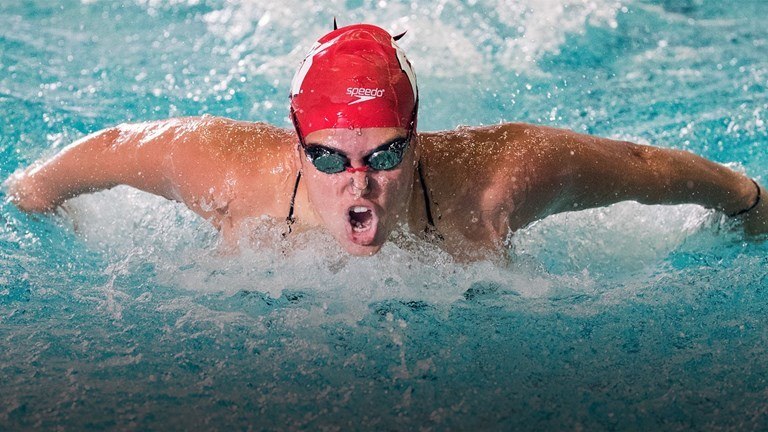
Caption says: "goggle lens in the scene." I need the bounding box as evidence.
[367,140,407,171]
[305,147,347,174]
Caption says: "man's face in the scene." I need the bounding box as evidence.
[300,127,418,256]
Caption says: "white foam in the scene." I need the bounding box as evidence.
[60,186,726,321]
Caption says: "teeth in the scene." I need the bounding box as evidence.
[351,206,369,213]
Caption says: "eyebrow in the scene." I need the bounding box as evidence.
[304,136,409,156]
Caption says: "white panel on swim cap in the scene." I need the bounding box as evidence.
[290,37,342,97]
[290,42,318,97]
[391,38,418,100]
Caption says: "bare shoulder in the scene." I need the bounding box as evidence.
[148,116,299,178]
[159,116,295,161]
[143,116,299,226]
[419,122,578,155]
[419,122,576,178]
[192,116,296,159]
[418,123,593,231]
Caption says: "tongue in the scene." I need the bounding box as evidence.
[349,209,373,231]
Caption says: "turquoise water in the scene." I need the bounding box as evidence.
[2,0,768,430]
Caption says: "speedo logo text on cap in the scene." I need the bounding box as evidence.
[346,87,385,105]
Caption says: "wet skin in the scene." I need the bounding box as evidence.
[5,116,767,259]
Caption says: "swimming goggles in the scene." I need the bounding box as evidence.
[290,101,417,174]
[302,132,411,174]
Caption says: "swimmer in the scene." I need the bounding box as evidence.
[4,23,767,259]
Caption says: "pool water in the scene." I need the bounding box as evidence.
[2,0,768,430]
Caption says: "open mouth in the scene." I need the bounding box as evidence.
[348,206,374,232]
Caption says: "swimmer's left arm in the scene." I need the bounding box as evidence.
[547,131,767,235]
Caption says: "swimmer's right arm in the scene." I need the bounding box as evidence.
[5,118,218,214]
[542,130,768,236]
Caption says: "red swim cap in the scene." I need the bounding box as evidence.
[290,24,418,138]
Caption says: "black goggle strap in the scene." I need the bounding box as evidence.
[285,107,305,236]
[409,98,438,235]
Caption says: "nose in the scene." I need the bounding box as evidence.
[349,170,370,198]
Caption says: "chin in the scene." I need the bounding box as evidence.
[342,241,383,257]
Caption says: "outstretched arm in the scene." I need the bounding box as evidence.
[6,121,177,212]
[545,130,766,235]
[3,117,247,228]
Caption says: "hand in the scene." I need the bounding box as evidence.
[741,182,767,237]
[3,168,55,213]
